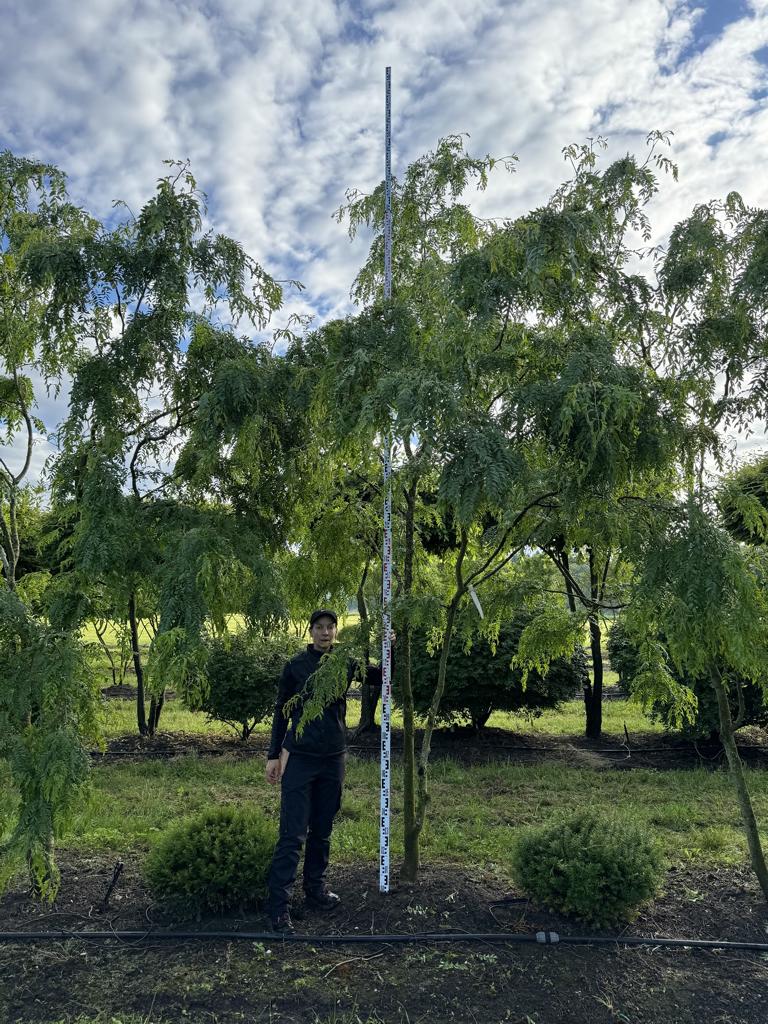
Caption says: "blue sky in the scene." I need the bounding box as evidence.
[2,0,768,477]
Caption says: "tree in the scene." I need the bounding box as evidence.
[1,152,96,590]
[628,498,768,899]
[296,137,537,880]
[0,154,104,898]
[451,135,691,739]
[32,162,302,732]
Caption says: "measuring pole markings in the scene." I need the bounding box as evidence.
[380,65,393,894]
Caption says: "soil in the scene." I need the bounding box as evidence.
[94,723,768,772]
[1,854,767,1024]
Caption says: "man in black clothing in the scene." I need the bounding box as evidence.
[265,609,384,933]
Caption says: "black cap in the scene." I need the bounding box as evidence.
[310,608,338,627]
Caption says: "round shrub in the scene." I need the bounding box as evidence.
[199,630,303,740]
[400,616,587,731]
[144,805,276,917]
[511,808,663,928]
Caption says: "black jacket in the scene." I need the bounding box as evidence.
[267,645,383,759]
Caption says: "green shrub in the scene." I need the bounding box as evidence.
[198,630,303,739]
[607,618,768,740]
[144,805,276,917]
[511,808,663,927]
[400,616,587,730]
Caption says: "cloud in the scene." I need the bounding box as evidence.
[2,0,768,474]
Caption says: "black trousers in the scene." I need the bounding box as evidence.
[266,751,345,916]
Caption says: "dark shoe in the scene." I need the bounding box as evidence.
[304,890,341,913]
[269,911,295,934]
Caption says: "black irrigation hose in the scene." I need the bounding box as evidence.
[1,928,767,951]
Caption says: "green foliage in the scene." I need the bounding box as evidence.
[337,134,508,306]
[285,633,364,739]
[42,161,296,700]
[608,619,768,739]
[511,606,586,687]
[719,454,768,544]
[524,329,687,493]
[605,618,638,690]
[199,630,303,739]
[146,627,209,706]
[144,805,276,917]
[511,808,663,927]
[403,617,586,730]
[631,501,768,686]
[0,589,101,898]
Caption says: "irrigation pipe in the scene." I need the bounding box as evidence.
[1,928,767,951]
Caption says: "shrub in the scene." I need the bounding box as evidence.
[605,618,640,692]
[199,630,303,740]
[401,616,587,730]
[607,619,768,740]
[511,808,663,927]
[144,805,276,917]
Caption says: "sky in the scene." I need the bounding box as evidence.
[2,0,768,480]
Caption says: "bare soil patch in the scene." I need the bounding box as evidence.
[1,853,767,1023]
[94,724,768,772]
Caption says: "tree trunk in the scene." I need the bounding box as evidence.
[711,665,768,900]
[584,549,603,740]
[354,560,379,736]
[585,615,603,739]
[471,709,492,732]
[147,692,165,735]
[94,620,118,687]
[128,593,148,736]
[400,483,420,883]
[559,544,577,615]
[411,530,469,872]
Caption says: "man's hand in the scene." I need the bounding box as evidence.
[266,748,290,785]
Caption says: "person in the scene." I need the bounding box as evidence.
[265,608,387,933]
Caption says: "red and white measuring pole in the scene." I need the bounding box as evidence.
[379,66,393,894]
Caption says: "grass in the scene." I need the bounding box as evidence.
[99,685,662,742]
[2,631,756,891]
[10,744,751,873]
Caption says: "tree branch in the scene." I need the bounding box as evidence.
[12,370,34,485]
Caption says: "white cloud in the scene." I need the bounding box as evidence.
[2,0,768,476]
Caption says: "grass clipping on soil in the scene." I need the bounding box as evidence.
[511,807,664,927]
[144,805,276,918]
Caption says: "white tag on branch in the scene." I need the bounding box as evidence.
[468,584,484,619]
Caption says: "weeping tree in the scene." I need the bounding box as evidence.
[658,192,768,487]
[29,161,304,726]
[294,137,537,880]
[296,138,604,880]
[0,153,101,897]
[449,134,698,740]
[0,152,96,590]
[628,499,768,899]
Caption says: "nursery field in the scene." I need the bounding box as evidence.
[2,689,768,1024]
